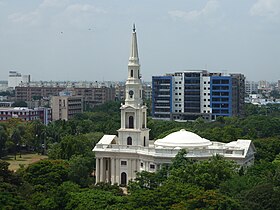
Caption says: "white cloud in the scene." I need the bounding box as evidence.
[51,4,107,28]
[64,4,106,15]
[168,0,220,22]
[250,0,280,19]
[8,2,106,27]
[8,10,41,25]
[39,0,69,8]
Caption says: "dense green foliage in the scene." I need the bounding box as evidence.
[1,102,280,209]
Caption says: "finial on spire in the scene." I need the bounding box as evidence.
[133,23,136,32]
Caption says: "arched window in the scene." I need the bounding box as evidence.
[129,116,134,128]
[127,137,132,145]
[130,70,133,77]
[121,172,127,186]
[143,136,146,147]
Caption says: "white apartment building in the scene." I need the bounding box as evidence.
[8,71,30,89]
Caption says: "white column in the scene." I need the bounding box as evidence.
[96,158,100,183]
[100,158,104,182]
[111,158,115,184]
[108,159,111,183]
[135,159,139,172]
[128,159,132,181]
[116,158,120,184]
[131,159,136,180]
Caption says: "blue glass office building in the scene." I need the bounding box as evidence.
[152,71,245,120]
[210,76,232,117]
[152,76,173,119]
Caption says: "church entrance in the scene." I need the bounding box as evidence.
[121,172,127,186]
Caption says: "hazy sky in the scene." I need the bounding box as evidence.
[0,0,280,82]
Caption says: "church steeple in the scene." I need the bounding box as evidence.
[118,24,150,148]
[125,24,142,106]
[129,24,139,65]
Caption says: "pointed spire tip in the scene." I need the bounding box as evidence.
[133,23,136,32]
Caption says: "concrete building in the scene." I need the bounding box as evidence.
[93,26,255,186]
[51,91,83,121]
[8,71,30,89]
[0,81,8,91]
[152,71,245,121]
[15,86,115,108]
[245,80,258,95]
[0,107,51,125]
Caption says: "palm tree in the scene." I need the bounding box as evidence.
[11,128,21,160]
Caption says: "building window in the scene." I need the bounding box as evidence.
[121,161,127,166]
[129,116,134,128]
[150,164,155,169]
[141,162,144,167]
[127,137,132,145]
[144,136,146,147]
[130,70,133,77]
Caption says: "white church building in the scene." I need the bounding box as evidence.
[93,26,255,186]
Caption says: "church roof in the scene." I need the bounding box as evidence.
[154,129,212,148]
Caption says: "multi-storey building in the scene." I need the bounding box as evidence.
[15,86,115,108]
[0,107,51,125]
[51,91,83,121]
[93,26,255,186]
[245,80,258,95]
[8,71,30,89]
[152,71,245,120]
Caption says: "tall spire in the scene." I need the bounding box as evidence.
[129,24,139,65]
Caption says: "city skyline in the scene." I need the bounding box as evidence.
[0,0,280,82]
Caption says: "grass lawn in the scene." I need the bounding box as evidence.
[2,153,48,171]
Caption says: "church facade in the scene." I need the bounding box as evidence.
[93,26,255,185]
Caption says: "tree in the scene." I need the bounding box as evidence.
[0,125,8,158]
[23,159,69,189]
[10,127,21,160]
[12,101,27,107]
[68,154,95,187]
[65,189,125,210]
[0,192,31,210]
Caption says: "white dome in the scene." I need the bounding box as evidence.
[154,129,212,148]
